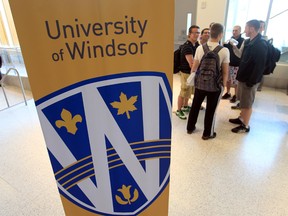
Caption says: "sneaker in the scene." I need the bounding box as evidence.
[221,92,231,99]
[231,124,250,133]
[230,95,237,103]
[229,117,243,125]
[176,110,187,120]
[187,126,196,134]
[181,106,191,113]
[231,103,240,110]
[202,132,217,140]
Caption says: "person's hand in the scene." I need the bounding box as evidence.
[230,42,237,47]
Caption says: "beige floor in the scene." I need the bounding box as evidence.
[0,74,288,216]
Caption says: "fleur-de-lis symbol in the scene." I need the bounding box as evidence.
[110,92,138,119]
[55,109,82,135]
[115,185,139,205]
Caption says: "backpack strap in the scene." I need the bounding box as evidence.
[202,43,223,54]
[202,43,210,54]
[213,45,223,54]
[212,45,223,74]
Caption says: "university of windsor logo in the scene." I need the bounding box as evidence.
[36,72,172,215]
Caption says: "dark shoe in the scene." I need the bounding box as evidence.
[202,132,217,140]
[221,92,231,99]
[231,103,240,110]
[187,126,196,134]
[230,95,237,103]
[229,117,243,125]
[232,124,250,133]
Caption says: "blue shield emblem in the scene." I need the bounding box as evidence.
[35,72,172,215]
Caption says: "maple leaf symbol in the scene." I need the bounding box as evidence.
[110,92,138,119]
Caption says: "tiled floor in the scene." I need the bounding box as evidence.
[0,74,288,216]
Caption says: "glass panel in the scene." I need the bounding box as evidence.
[266,0,288,63]
[225,0,270,40]
[0,0,26,76]
[0,15,8,45]
[186,13,192,35]
[0,0,10,46]
[3,0,19,46]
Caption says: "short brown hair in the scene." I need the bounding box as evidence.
[259,20,266,28]
[210,23,224,39]
[246,19,260,32]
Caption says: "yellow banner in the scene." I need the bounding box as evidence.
[9,0,174,215]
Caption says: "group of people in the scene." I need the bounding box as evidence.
[175,20,268,140]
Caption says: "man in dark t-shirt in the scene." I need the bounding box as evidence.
[176,25,200,120]
[222,25,244,103]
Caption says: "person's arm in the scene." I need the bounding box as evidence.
[221,62,229,87]
[190,46,201,73]
[232,41,244,58]
[221,47,230,87]
[185,54,193,69]
[190,59,199,73]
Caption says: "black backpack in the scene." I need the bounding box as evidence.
[195,44,223,92]
[263,39,281,75]
[173,45,182,74]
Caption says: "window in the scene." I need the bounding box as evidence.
[0,0,19,46]
[226,0,288,63]
[266,0,288,62]
[225,0,270,40]
[0,0,26,76]
[186,13,192,35]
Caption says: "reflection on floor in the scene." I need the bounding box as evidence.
[0,75,288,216]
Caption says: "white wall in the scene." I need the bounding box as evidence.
[196,0,228,30]
[174,0,228,44]
[264,64,288,89]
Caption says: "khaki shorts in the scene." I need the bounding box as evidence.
[238,81,259,109]
[179,72,193,98]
